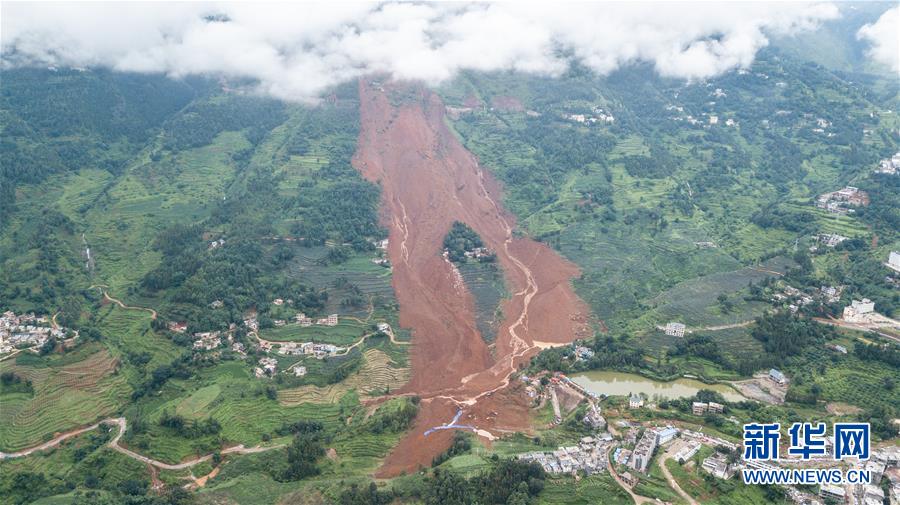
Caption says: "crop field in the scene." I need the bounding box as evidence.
[559,220,745,328]
[80,132,249,294]
[537,475,632,505]
[0,349,130,452]
[259,320,369,346]
[278,349,409,405]
[634,257,793,329]
[93,303,180,368]
[814,355,900,412]
[458,261,508,343]
[665,448,777,505]
[285,247,397,319]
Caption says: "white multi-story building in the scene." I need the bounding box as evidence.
[843,298,875,323]
[664,322,686,337]
[887,251,900,273]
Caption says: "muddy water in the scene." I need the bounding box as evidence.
[570,371,746,402]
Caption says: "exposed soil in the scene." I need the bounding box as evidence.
[352,80,590,476]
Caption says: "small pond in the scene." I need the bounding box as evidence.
[570,370,745,402]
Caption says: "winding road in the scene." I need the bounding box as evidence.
[0,417,283,469]
[89,285,157,320]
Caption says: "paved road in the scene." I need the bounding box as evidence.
[605,446,654,505]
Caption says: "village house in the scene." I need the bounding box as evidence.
[243,318,258,331]
[664,322,686,337]
[701,453,734,479]
[167,321,188,333]
[820,285,843,303]
[192,331,222,351]
[272,298,284,306]
[875,152,900,175]
[630,429,659,473]
[692,402,708,415]
[629,393,644,409]
[674,442,701,463]
[818,233,848,248]
[816,186,869,214]
[655,426,679,445]
[826,343,848,354]
[574,345,595,360]
[843,298,875,323]
[255,357,278,378]
[769,368,788,386]
[887,251,900,273]
[377,322,391,333]
[278,342,305,355]
[316,314,338,326]
[708,402,724,414]
[232,342,245,355]
[583,403,606,430]
[274,319,286,327]
[292,365,307,377]
[295,313,312,327]
[210,300,224,309]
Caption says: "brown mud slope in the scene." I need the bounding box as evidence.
[352,80,590,476]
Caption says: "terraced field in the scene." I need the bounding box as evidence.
[0,350,130,451]
[638,256,794,328]
[458,261,507,343]
[278,349,409,405]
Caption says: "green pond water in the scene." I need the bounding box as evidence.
[570,370,745,402]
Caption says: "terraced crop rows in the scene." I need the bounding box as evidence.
[0,350,129,451]
[277,349,409,406]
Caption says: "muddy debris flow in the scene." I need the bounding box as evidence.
[351,80,591,476]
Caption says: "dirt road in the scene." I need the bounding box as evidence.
[1,417,282,470]
[90,285,158,320]
[659,452,699,505]
[352,80,591,475]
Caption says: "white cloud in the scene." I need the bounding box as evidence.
[1,2,841,102]
[857,6,899,73]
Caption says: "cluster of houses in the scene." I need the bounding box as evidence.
[816,233,849,248]
[816,186,869,215]
[277,341,344,359]
[772,284,816,314]
[292,312,338,327]
[664,105,736,127]
[517,434,614,475]
[875,151,900,175]
[565,106,615,125]
[192,331,222,351]
[0,311,74,354]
